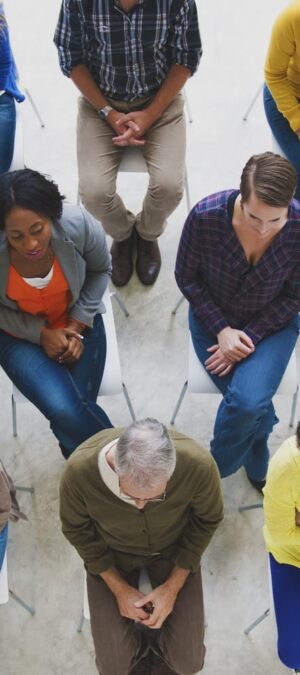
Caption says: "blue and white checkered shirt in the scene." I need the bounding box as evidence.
[54,0,202,101]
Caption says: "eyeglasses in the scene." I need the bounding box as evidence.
[118,482,166,503]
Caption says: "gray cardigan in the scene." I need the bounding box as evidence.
[0,203,112,343]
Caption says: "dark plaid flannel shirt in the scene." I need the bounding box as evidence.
[175,190,300,344]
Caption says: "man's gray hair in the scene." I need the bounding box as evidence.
[114,418,176,489]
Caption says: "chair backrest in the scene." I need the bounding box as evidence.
[0,551,9,604]
[118,146,147,174]
[9,101,24,171]
[187,334,298,396]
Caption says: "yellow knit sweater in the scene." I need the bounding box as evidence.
[265,0,300,132]
[263,435,300,567]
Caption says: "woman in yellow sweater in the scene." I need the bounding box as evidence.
[263,423,300,672]
[264,1,300,200]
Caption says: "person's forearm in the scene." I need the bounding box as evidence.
[147,64,190,119]
[70,64,109,111]
[100,566,130,596]
[164,566,190,594]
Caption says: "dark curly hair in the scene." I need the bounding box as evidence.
[0,169,65,230]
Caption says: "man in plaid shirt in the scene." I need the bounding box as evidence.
[175,152,300,492]
[54,0,201,287]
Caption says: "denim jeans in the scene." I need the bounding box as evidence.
[269,553,300,669]
[263,84,300,201]
[0,93,16,173]
[0,314,113,458]
[0,523,8,571]
[189,308,300,480]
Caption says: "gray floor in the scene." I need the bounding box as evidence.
[0,0,298,673]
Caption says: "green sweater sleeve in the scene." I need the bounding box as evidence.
[175,456,224,572]
[265,4,300,132]
[60,469,115,575]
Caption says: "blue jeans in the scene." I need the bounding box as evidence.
[189,308,299,479]
[0,523,8,571]
[269,554,300,669]
[0,93,16,173]
[263,84,300,201]
[0,314,113,458]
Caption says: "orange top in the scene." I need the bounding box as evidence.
[7,258,71,328]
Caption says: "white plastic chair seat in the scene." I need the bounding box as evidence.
[118,146,191,212]
[119,146,149,173]
[0,551,9,605]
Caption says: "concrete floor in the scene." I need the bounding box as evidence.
[0,0,298,673]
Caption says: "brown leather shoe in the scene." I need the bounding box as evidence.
[136,233,161,285]
[111,232,135,287]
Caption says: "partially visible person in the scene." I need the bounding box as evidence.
[54,0,201,287]
[0,460,27,571]
[0,4,25,173]
[175,152,300,491]
[263,424,300,672]
[0,169,113,459]
[264,0,300,200]
[60,418,223,675]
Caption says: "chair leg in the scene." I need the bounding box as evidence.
[122,383,136,422]
[12,394,17,437]
[110,290,130,318]
[15,486,35,494]
[244,608,270,635]
[77,610,85,633]
[24,88,45,128]
[242,83,264,121]
[170,382,188,425]
[9,589,35,616]
[289,386,298,427]
[171,295,185,316]
[238,503,263,513]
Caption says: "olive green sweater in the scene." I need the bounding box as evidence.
[60,428,223,575]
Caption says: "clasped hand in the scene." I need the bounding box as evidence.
[108,109,156,147]
[116,581,177,629]
[205,326,255,377]
[40,326,84,364]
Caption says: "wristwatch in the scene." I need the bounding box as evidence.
[98,105,113,120]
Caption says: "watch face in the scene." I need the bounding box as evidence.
[99,109,106,120]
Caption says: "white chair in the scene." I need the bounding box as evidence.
[0,551,9,604]
[11,287,135,437]
[170,334,299,426]
[0,550,35,615]
[118,146,192,215]
[77,566,152,633]
[9,100,24,171]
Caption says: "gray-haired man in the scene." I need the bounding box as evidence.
[60,419,223,675]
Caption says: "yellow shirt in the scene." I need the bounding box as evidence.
[263,436,300,567]
[265,0,300,132]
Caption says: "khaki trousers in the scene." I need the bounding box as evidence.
[77,94,186,241]
[87,558,205,675]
